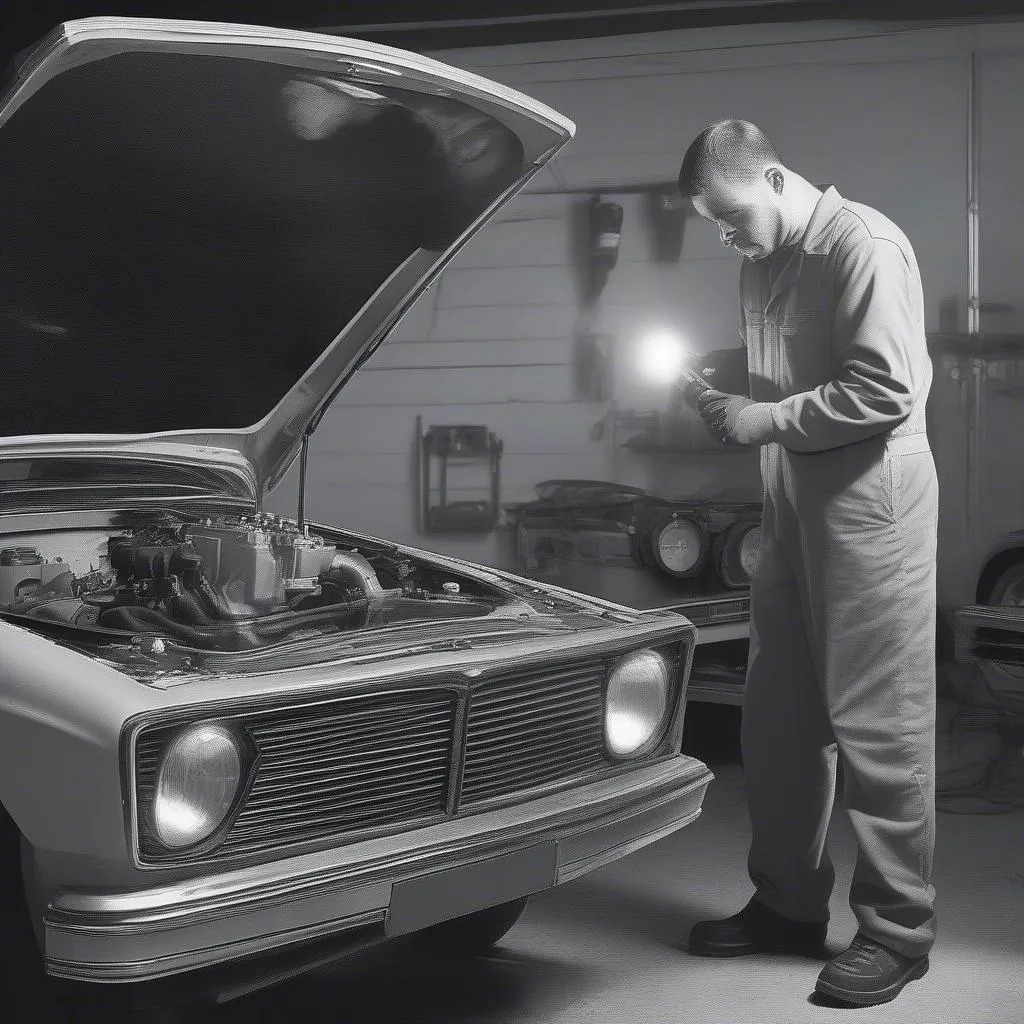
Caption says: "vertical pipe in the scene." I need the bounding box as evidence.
[965,51,980,548]
[967,51,980,337]
[296,432,310,534]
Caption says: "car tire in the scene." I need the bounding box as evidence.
[1,808,209,1023]
[985,559,1024,608]
[413,896,530,955]
[0,805,52,1014]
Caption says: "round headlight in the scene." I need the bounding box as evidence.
[153,724,243,849]
[714,519,761,588]
[738,525,761,576]
[644,516,709,579]
[605,649,671,757]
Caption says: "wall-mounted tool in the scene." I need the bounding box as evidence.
[646,187,687,263]
[574,331,614,401]
[583,195,623,304]
[417,420,504,533]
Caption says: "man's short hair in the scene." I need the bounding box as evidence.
[677,120,782,197]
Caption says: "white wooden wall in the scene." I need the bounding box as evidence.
[267,17,1024,588]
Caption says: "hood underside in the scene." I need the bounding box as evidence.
[0,18,573,498]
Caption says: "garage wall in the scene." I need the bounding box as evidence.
[267,18,1024,579]
[266,190,609,568]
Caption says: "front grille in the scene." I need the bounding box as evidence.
[136,689,456,861]
[134,645,684,864]
[459,659,609,808]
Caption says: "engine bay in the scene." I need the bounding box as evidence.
[0,512,501,653]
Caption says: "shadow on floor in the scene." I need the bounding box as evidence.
[681,701,743,767]
[216,940,598,1024]
[531,873,839,962]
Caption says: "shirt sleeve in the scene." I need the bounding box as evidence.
[753,236,916,452]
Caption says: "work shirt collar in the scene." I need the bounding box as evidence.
[798,185,845,255]
[761,186,844,311]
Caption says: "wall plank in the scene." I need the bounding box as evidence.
[310,401,608,455]
[434,264,575,309]
[333,365,577,406]
[363,338,574,370]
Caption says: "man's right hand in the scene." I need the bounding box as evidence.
[680,379,708,412]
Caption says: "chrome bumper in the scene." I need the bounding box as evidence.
[45,754,712,984]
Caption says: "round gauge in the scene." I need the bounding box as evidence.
[714,519,762,588]
[648,517,708,578]
[738,524,761,576]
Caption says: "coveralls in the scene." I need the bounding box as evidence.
[737,187,939,959]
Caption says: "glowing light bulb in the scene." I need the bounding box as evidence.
[637,330,688,383]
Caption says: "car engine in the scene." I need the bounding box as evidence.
[0,513,493,652]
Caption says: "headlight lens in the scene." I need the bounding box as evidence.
[714,519,761,587]
[605,649,671,757]
[153,724,242,849]
[650,517,707,578]
[738,525,761,576]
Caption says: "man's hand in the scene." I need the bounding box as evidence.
[697,389,774,446]
[679,379,707,413]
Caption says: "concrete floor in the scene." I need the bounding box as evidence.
[204,707,1023,1024]
[19,705,1024,1024]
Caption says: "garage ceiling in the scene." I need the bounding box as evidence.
[4,0,1024,73]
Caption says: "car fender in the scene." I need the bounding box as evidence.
[0,618,153,859]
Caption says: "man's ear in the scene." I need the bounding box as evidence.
[764,167,784,195]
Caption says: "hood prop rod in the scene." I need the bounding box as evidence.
[297,430,312,536]
[297,399,335,534]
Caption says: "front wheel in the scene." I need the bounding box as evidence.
[413,897,530,955]
[0,808,66,1018]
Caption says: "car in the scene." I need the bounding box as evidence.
[0,16,713,1018]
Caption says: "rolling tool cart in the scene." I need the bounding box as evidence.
[417,418,504,534]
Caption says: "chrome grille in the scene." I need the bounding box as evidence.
[459,659,610,808]
[134,644,684,863]
[135,689,456,862]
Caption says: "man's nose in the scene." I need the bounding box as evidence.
[719,224,733,245]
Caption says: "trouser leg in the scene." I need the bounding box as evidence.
[742,489,838,924]
[792,442,938,958]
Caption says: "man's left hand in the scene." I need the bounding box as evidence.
[697,389,773,446]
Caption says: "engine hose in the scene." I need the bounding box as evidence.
[166,584,222,625]
[99,599,368,651]
[162,588,371,636]
[98,606,258,651]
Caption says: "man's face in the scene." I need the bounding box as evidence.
[690,173,784,260]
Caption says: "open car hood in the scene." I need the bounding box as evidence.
[0,18,574,504]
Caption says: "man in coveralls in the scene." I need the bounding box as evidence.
[677,120,939,1007]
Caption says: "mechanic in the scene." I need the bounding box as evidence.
[675,120,939,1008]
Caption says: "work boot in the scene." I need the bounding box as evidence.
[687,897,828,958]
[815,932,929,1006]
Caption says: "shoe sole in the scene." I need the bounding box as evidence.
[689,939,828,959]
[815,956,930,1006]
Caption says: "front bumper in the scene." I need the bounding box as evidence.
[45,754,712,986]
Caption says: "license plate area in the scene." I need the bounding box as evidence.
[384,842,558,938]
